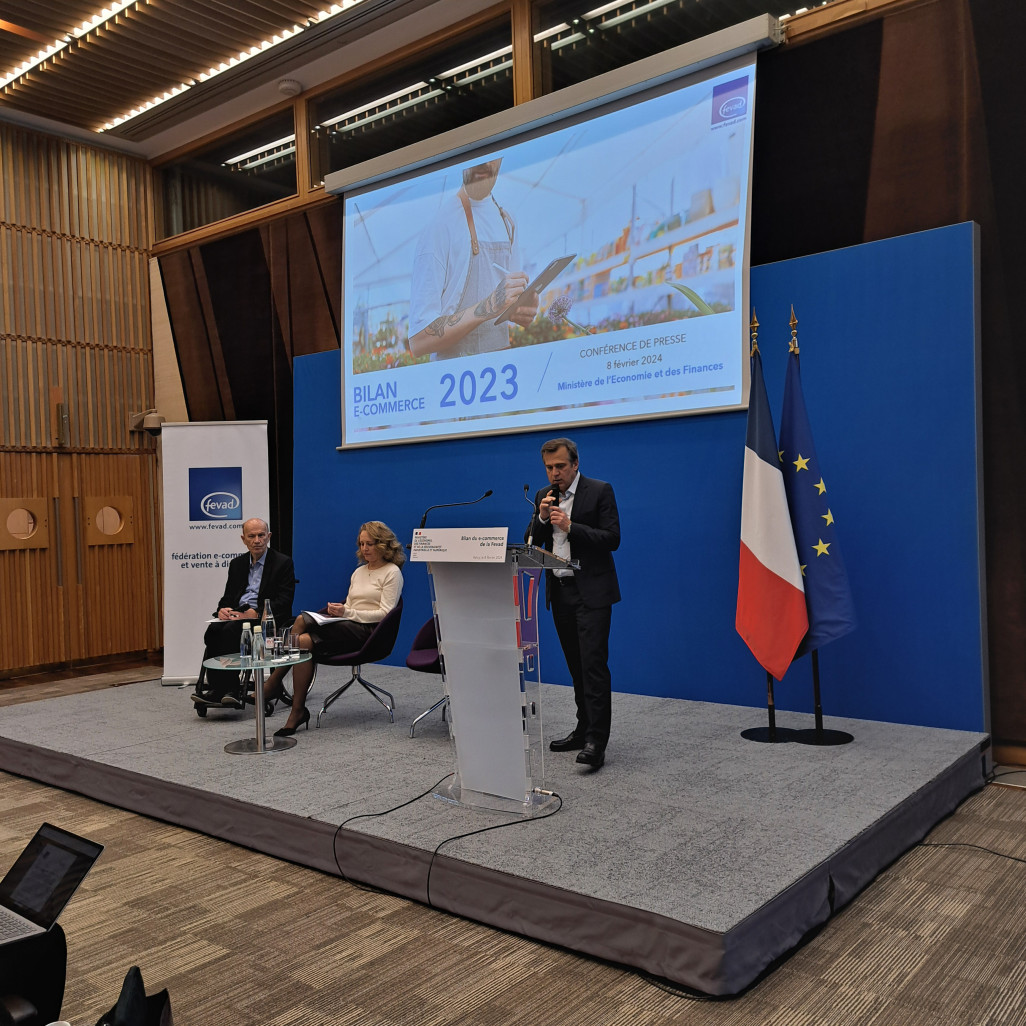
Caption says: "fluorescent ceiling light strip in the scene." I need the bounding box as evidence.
[438,46,512,79]
[597,0,678,29]
[1,40,67,88]
[225,134,297,164]
[71,0,136,37]
[450,59,513,88]
[583,0,625,17]
[240,145,297,170]
[533,22,571,43]
[320,82,430,127]
[330,89,444,131]
[97,1,368,131]
[550,32,586,50]
[103,26,305,129]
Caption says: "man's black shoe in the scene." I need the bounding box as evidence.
[190,692,219,706]
[220,692,244,709]
[549,731,586,752]
[576,742,605,769]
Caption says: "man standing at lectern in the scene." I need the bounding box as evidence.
[528,437,620,770]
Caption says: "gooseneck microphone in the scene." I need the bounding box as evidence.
[418,489,493,530]
[524,484,537,547]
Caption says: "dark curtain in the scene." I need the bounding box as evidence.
[158,202,342,555]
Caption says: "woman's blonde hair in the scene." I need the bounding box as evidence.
[357,521,406,567]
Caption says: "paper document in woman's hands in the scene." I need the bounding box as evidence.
[303,609,344,625]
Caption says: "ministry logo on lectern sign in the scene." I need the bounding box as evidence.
[189,467,243,521]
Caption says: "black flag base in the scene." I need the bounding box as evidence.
[740,672,799,742]
[793,650,855,746]
[793,726,854,746]
[741,725,800,744]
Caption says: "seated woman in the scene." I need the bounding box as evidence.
[263,521,405,736]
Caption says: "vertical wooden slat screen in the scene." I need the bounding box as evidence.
[1,125,154,451]
[0,121,160,675]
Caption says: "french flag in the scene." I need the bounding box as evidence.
[736,345,808,680]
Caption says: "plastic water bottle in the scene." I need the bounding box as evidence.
[253,624,265,662]
[240,622,253,668]
[262,599,276,651]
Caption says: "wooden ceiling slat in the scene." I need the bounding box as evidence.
[166,0,319,38]
[1,0,803,140]
[91,19,239,78]
[0,0,329,131]
[133,7,279,64]
[4,59,140,121]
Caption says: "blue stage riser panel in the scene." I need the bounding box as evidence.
[293,223,985,732]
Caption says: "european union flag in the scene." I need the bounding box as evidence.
[778,344,856,656]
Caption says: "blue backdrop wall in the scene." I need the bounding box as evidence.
[293,222,986,732]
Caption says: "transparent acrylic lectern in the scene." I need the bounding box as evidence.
[424,542,573,816]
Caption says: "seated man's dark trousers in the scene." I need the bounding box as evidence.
[201,619,250,699]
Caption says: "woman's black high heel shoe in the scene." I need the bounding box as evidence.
[273,707,310,737]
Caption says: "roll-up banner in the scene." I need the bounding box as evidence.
[160,422,269,685]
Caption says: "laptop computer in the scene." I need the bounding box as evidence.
[0,822,104,947]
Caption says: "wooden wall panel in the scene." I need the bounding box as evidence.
[72,453,161,661]
[0,452,65,672]
[1,121,161,675]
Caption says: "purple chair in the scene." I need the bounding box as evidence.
[406,618,447,738]
[314,598,403,727]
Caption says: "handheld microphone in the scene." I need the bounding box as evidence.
[418,489,493,530]
[526,484,557,547]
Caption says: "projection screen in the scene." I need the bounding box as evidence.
[337,50,759,448]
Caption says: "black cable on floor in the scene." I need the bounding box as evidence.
[919,840,1026,865]
[424,793,563,908]
[332,772,454,885]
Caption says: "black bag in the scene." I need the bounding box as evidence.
[94,966,172,1026]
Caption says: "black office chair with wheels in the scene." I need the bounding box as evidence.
[315,598,404,727]
[406,618,447,737]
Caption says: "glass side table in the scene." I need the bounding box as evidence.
[202,652,311,754]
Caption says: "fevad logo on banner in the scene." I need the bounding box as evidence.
[161,422,269,684]
[188,467,243,521]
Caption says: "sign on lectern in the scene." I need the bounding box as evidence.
[411,529,572,816]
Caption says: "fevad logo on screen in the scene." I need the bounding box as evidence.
[711,76,749,126]
[189,467,243,521]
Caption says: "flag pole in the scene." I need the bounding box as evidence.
[783,308,853,747]
[739,309,798,745]
[812,648,824,734]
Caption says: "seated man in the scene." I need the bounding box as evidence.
[193,517,296,709]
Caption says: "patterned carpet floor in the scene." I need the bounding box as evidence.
[4,770,1026,1025]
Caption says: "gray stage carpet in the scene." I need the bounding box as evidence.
[0,667,987,994]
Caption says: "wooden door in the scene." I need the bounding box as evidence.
[0,450,161,675]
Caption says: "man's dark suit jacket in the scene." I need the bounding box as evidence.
[215,548,296,624]
[529,474,621,608]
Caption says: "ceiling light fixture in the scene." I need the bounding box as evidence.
[0,0,367,131]
[224,134,298,165]
[1,1,135,90]
[101,20,315,131]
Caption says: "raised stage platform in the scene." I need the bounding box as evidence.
[0,667,987,995]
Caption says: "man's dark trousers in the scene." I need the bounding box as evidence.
[550,576,612,746]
